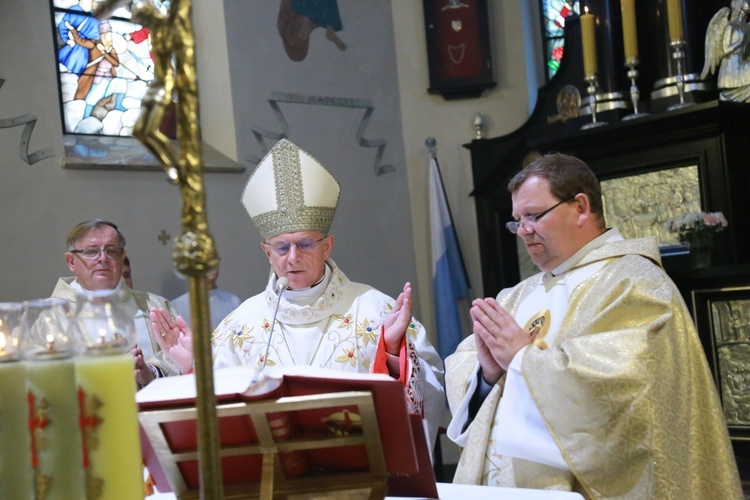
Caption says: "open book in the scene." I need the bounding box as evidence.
[137,365,437,498]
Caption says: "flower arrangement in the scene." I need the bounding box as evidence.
[665,211,728,247]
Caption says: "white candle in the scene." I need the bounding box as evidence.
[26,357,85,499]
[0,359,32,498]
[0,303,32,498]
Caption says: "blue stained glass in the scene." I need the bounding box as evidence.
[51,0,173,137]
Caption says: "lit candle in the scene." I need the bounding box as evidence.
[580,9,598,77]
[0,303,33,499]
[621,0,638,62]
[75,353,143,499]
[26,357,85,499]
[667,0,684,42]
[73,289,142,498]
[21,298,85,499]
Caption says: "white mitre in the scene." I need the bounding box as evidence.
[241,139,341,240]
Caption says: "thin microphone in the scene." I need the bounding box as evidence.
[259,277,289,372]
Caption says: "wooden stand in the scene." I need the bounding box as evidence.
[140,391,388,499]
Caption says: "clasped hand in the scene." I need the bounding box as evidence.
[471,297,530,384]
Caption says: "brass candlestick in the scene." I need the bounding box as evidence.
[581,75,607,130]
[623,58,649,120]
[667,39,695,111]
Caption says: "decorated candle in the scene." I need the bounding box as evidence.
[667,0,684,42]
[26,357,85,499]
[21,298,85,499]
[580,9,598,77]
[73,289,142,499]
[0,303,32,499]
[620,0,638,62]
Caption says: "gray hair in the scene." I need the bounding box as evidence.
[66,219,126,250]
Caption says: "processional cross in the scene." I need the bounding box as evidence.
[94,0,223,497]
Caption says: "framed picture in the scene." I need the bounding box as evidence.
[422,0,495,100]
[691,286,750,439]
[601,165,701,248]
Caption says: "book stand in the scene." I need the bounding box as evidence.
[140,390,389,499]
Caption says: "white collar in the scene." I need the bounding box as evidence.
[69,279,124,294]
[276,263,333,306]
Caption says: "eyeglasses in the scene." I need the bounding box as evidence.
[264,237,326,256]
[69,247,124,260]
[505,197,574,234]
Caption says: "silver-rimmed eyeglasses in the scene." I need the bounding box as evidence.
[506,197,574,234]
[264,236,326,256]
[69,247,124,260]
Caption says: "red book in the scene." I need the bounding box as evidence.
[137,366,435,497]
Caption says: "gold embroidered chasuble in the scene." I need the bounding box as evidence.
[211,260,447,448]
[446,237,742,499]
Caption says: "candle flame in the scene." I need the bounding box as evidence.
[98,328,108,344]
[0,332,6,350]
[584,6,589,14]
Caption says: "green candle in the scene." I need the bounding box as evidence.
[26,357,85,500]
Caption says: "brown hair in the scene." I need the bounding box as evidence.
[508,153,605,227]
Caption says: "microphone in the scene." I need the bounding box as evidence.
[259,277,289,372]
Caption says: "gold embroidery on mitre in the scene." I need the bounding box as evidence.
[524,310,550,350]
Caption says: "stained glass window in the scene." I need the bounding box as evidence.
[540,0,580,80]
[51,0,171,137]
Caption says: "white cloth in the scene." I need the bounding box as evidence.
[211,259,448,450]
[171,288,242,332]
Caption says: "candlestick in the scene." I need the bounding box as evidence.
[0,303,33,499]
[666,0,684,43]
[620,0,638,62]
[580,10,598,77]
[667,40,695,110]
[622,59,649,120]
[581,75,608,130]
[73,289,142,499]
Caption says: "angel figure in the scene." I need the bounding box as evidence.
[701,0,750,102]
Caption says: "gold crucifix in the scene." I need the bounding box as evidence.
[94,1,223,497]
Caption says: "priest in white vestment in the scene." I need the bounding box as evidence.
[445,153,742,498]
[52,219,179,386]
[151,138,447,450]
